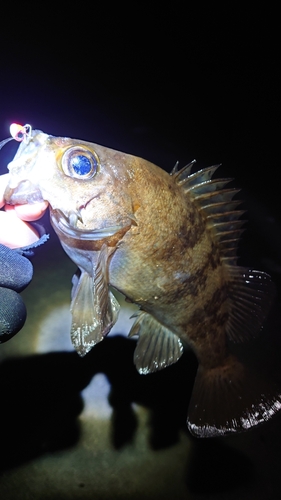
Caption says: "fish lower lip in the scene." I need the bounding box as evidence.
[4,181,44,205]
[50,209,124,241]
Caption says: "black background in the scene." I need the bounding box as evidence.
[0,6,279,204]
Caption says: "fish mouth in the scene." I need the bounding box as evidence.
[50,209,125,241]
[5,183,128,242]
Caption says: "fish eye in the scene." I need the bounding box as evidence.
[62,146,99,179]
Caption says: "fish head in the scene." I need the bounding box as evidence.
[4,127,137,245]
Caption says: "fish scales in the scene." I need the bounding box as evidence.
[1,124,280,437]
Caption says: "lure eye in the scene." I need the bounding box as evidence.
[62,146,99,179]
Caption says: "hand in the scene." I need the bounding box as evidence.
[0,173,49,343]
[0,173,48,248]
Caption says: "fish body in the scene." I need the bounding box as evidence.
[3,126,280,437]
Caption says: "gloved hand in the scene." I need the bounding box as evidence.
[0,244,33,342]
[0,173,49,342]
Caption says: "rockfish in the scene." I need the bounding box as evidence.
[2,123,280,437]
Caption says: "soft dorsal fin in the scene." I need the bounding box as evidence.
[172,161,244,266]
[226,267,276,342]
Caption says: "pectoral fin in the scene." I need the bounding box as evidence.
[70,244,120,356]
[129,311,184,374]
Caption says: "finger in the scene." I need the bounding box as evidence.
[5,202,49,221]
[0,173,10,209]
[0,211,39,248]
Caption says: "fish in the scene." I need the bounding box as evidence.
[2,123,280,437]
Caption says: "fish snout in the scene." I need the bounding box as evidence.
[4,180,45,205]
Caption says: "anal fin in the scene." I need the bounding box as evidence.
[70,244,120,356]
[129,311,184,374]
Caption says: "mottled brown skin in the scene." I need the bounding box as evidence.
[68,154,229,370]
[107,164,229,369]
[85,152,228,370]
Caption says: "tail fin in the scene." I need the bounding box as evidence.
[187,355,281,437]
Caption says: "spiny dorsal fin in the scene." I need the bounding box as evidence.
[172,161,244,266]
[170,160,180,175]
[174,163,221,188]
[128,311,184,374]
[226,267,276,342]
[171,159,196,180]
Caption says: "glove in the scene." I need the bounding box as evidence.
[0,244,33,342]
